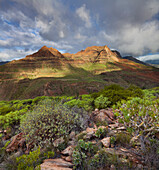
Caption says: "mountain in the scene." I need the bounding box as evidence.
[0,61,9,65]
[123,56,150,66]
[0,45,159,100]
[144,59,159,65]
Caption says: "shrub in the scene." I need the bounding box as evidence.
[64,94,94,111]
[20,99,89,147]
[95,127,107,139]
[16,147,41,170]
[94,95,111,109]
[115,132,131,146]
[91,84,143,107]
[144,138,159,168]
[72,139,97,169]
[115,97,159,150]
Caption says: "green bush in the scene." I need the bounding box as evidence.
[94,95,111,109]
[72,139,97,169]
[20,99,89,147]
[95,127,107,138]
[115,97,159,150]
[115,132,131,146]
[16,147,41,170]
[64,94,94,111]
[91,84,143,107]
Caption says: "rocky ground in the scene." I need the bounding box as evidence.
[0,108,158,170]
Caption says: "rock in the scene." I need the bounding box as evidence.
[100,109,115,120]
[40,158,73,170]
[108,123,119,129]
[96,112,107,122]
[6,133,25,152]
[85,132,94,140]
[7,151,22,161]
[86,127,97,133]
[95,108,99,112]
[91,140,97,144]
[92,109,115,124]
[155,132,159,139]
[110,164,116,170]
[53,137,64,147]
[108,130,118,136]
[98,126,107,130]
[116,126,126,130]
[69,131,76,139]
[136,164,143,169]
[101,137,110,148]
[76,131,87,140]
[65,156,72,162]
[68,140,75,146]
[103,148,143,165]
[61,146,74,156]
[130,136,139,145]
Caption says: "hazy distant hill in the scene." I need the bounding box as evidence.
[123,56,150,66]
[144,59,159,65]
[0,61,9,65]
[0,45,159,100]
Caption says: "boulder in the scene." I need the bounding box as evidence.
[101,137,110,148]
[6,133,25,152]
[92,109,115,124]
[40,158,73,170]
[61,146,74,156]
[53,137,64,147]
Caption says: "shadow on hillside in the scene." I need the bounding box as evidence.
[0,68,159,101]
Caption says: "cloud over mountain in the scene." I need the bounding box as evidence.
[0,0,159,61]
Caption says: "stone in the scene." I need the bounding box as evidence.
[6,133,24,152]
[98,126,107,130]
[108,123,119,129]
[7,151,22,161]
[100,109,115,120]
[40,158,73,170]
[53,137,64,147]
[69,131,76,139]
[155,132,159,139]
[103,148,143,165]
[95,108,99,112]
[116,126,126,130]
[101,137,110,148]
[92,109,114,124]
[61,146,74,156]
[65,156,72,162]
[85,132,94,140]
[68,140,75,146]
[86,127,97,133]
[110,164,116,170]
[136,164,143,169]
[76,131,87,140]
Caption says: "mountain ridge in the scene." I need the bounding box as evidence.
[0,45,159,100]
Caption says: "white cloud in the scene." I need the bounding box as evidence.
[116,21,159,56]
[137,54,159,61]
[0,0,159,61]
[76,4,92,28]
[0,49,36,61]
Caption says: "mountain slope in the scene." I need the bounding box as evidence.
[123,56,150,66]
[0,45,159,100]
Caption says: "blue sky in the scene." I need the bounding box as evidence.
[0,0,159,61]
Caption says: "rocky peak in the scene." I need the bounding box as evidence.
[72,45,121,63]
[38,46,63,58]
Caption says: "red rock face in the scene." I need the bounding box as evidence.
[63,45,121,65]
[7,46,67,69]
[0,45,159,100]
